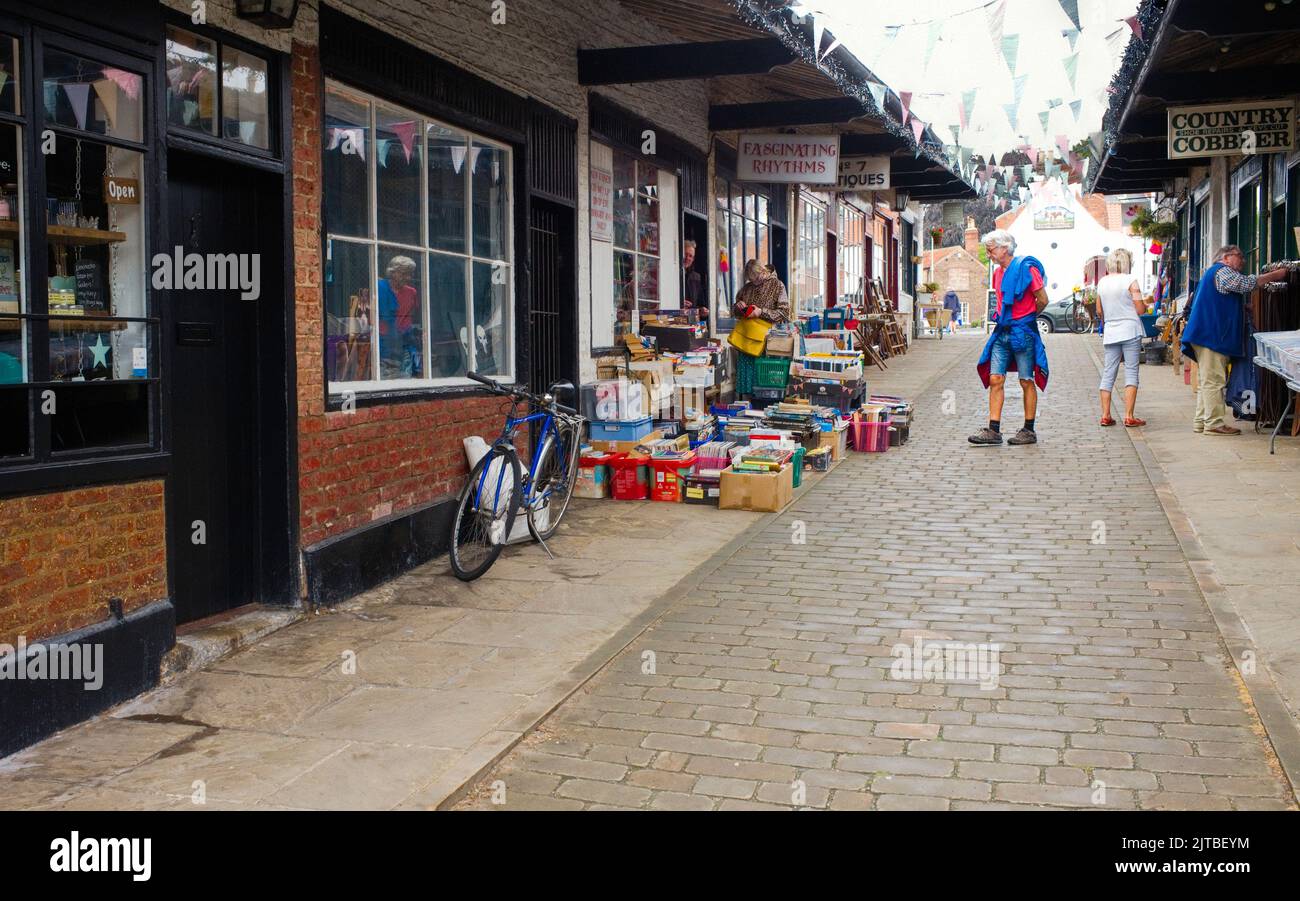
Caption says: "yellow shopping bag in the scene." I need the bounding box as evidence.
[727,316,772,357]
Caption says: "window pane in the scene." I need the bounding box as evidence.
[324,239,374,382]
[376,106,422,246]
[614,249,635,338]
[0,386,25,456]
[50,383,148,451]
[377,247,423,380]
[471,260,508,377]
[49,319,149,381]
[756,193,768,224]
[637,255,659,318]
[323,85,371,239]
[0,317,25,385]
[613,153,635,251]
[0,35,18,115]
[0,123,24,316]
[471,142,509,260]
[637,161,657,196]
[427,123,467,254]
[43,49,143,143]
[221,45,270,149]
[165,27,217,136]
[756,220,768,271]
[428,252,467,378]
[637,195,659,256]
[44,143,147,322]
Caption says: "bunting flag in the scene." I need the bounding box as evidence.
[376,138,391,167]
[102,67,141,101]
[1002,103,1019,132]
[819,37,843,62]
[866,80,887,114]
[899,91,912,122]
[1038,110,1051,133]
[1013,74,1028,108]
[911,117,926,143]
[985,0,1007,57]
[1062,28,1080,52]
[924,20,942,68]
[813,17,826,60]
[961,89,977,129]
[1057,0,1081,31]
[390,120,418,164]
[62,83,91,131]
[949,124,961,144]
[1063,53,1079,91]
[92,79,118,129]
[1125,16,1143,40]
[1001,34,1019,75]
[1069,99,1083,122]
[1055,134,1070,157]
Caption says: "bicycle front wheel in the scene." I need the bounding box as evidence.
[526,425,580,543]
[450,444,521,581]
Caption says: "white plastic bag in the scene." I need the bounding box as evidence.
[462,437,532,545]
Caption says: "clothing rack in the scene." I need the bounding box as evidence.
[1251,269,1300,432]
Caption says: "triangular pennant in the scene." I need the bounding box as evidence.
[1064,53,1079,91]
[1002,103,1019,131]
[1001,34,1019,75]
[92,79,118,129]
[391,120,418,164]
[949,124,961,144]
[376,138,390,167]
[1013,74,1028,107]
[813,16,826,59]
[899,91,912,122]
[911,117,926,143]
[866,80,887,114]
[924,20,942,69]
[1056,133,1070,157]
[62,83,91,131]
[985,0,1007,56]
[103,67,141,101]
[1038,110,1051,133]
[1062,28,1080,52]
[1069,99,1083,122]
[1125,16,1143,40]
[451,144,467,174]
[820,38,842,62]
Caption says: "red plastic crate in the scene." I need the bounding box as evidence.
[650,453,697,502]
[609,453,650,500]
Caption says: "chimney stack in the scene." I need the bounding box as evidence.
[964,217,979,255]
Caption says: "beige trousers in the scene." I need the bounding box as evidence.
[1191,344,1229,430]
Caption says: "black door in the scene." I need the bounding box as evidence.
[166,152,291,624]
[527,197,577,393]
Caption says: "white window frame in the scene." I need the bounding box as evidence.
[837,201,864,305]
[323,79,515,395]
[797,192,827,317]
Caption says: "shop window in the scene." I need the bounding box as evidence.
[0,34,19,116]
[43,48,143,144]
[323,80,514,390]
[589,141,677,344]
[711,176,772,334]
[901,220,916,296]
[797,194,826,316]
[166,27,270,151]
[837,202,864,305]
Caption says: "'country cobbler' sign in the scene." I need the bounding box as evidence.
[1167,101,1296,159]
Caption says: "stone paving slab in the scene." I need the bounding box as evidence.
[456,333,1296,811]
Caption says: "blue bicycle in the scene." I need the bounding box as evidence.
[449,372,585,580]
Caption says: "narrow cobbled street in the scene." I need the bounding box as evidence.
[457,333,1296,811]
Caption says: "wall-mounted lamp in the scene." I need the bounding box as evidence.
[235,0,301,28]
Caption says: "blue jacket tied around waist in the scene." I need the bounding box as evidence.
[1181,262,1248,361]
[977,255,1050,390]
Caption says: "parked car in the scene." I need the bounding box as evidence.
[1035,296,1077,334]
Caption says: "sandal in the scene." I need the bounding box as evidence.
[1100,417,1116,427]
[1124,417,1146,427]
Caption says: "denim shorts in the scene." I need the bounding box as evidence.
[988,331,1035,379]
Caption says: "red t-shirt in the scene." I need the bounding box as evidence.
[992,264,1044,320]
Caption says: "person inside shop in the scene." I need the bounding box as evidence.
[727,259,790,397]
[1096,248,1147,428]
[942,288,962,334]
[1181,244,1291,436]
[970,229,1050,447]
[378,254,421,379]
[683,239,706,322]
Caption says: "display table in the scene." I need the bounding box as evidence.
[1253,355,1300,454]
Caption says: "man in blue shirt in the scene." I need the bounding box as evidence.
[1182,245,1289,435]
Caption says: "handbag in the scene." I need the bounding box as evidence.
[727,315,772,357]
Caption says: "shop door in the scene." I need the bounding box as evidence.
[527,197,577,393]
[165,152,290,624]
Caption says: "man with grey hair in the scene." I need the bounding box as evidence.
[1181,245,1290,435]
[970,229,1050,446]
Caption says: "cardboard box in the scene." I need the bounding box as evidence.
[674,364,714,388]
[819,426,849,461]
[586,429,664,455]
[719,464,794,512]
[764,332,796,357]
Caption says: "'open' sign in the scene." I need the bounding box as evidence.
[104,176,140,204]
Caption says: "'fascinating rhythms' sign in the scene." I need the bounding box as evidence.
[737,134,840,184]
[835,155,890,191]
[1167,101,1296,159]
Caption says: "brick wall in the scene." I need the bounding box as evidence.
[0,481,166,646]
[931,250,989,324]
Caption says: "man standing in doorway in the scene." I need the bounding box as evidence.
[682,240,706,322]
[969,229,1050,446]
[1181,244,1290,435]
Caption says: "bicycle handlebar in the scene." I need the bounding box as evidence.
[466,371,580,417]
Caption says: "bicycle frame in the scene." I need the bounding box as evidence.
[469,400,574,519]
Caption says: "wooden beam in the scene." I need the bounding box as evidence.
[1173,0,1300,38]
[1117,111,1168,140]
[840,134,908,155]
[709,97,872,131]
[1140,66,1300,104]
[577,38,796,85]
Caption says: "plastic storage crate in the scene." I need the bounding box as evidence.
[754,355,792,389]
[589,417,654,443]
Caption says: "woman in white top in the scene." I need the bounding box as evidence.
[1096,248,1148,427]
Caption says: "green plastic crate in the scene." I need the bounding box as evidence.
[791,446,805,488]
[754,355,791,389]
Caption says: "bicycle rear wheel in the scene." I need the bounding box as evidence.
[450,444,521,581]
[526,423,581,543]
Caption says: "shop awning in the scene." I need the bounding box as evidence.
[1089,0,1300,195]
[582,0,975,200]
